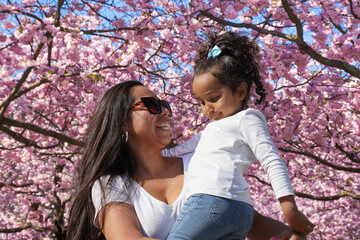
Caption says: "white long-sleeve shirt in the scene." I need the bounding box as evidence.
[166,108,294,206]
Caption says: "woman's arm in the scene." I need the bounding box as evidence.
[247,211,291,240]
[99,202,158,240]
[161,132,202,157]
[247,211,306,240]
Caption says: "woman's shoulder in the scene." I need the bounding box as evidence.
[91,174,134,228]
[96,174,127,187]
[91,174,131,201]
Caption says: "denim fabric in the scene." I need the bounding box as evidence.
[166,194,254,240]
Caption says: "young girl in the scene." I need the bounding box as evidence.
[165,31,315,240]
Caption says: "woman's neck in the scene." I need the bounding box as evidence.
[130,146,171,179]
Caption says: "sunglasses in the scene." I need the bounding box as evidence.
[130,97,172,117]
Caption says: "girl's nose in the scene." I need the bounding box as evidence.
[204,103,214,115]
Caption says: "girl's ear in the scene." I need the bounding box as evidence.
[236,82,248,100]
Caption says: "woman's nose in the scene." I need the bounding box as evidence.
[161,105,170,116]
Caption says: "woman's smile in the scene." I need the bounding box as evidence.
[156,123,170,130]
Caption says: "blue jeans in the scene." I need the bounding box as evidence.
[166,194,254,240]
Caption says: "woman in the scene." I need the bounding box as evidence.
[66,80,300,240]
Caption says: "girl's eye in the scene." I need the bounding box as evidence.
[199,100,205,105]
[210,96,219,102]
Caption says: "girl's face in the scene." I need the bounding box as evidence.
[126,86,171,149]
[192,72,247,121]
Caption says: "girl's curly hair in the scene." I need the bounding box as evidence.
[194,31,266,108]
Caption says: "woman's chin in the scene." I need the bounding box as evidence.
[158,135,171,147]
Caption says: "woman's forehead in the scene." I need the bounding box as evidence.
[131,85,157,100]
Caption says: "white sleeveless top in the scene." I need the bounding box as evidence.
[91,153,192,239]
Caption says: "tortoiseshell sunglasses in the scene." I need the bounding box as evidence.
[130,97,172,117]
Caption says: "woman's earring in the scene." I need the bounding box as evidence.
[122,130,129,143]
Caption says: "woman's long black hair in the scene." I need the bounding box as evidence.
[66,80,143,240]
[194,31,266,108]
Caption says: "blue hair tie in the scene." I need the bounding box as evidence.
[207,45,221,59]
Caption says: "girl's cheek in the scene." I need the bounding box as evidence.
[201,106,207,115]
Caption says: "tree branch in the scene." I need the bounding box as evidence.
[274,69,323,91]
[0,224,52,233]
[13,78,50,99]
[335,143,360,164]
[0,125,44,148]
[1,118,84,147]
[0,224,32,233]
[60,26,139,34]
[0,30,50,117]
[93,64,130,72]
[81,0,113,23]
[0,0,64,118]
[199,10,292,40]
[279,147,360,172]
[59,64,130,78]
[349,0,360,19]
[248,174,360,201]
[0,182,33,189]
[281,0,360,79]
[0,10,45,25]
[281,0,304,40]
[0,67,33,117]
[329,17,347,34]
[198,9,360,79]
[55,0,65,27]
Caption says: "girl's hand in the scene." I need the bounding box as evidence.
[285,209,315,235]
[279,195,315,235]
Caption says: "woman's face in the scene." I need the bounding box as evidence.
[126,85,171,150]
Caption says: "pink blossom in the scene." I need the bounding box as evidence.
[225,5,238,20]
[2,21,15,29]
[0,1,359,239]
[21,0,36,6]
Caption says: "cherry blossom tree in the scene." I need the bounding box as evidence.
[0,0,359,239]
